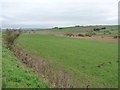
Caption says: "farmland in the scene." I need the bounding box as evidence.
[30,25,118,37]
[2,25,118,88]
[53,25,118,37]
[2,0,119,88]
[16,28,118,88]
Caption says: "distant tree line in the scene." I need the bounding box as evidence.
[93,27,106,31]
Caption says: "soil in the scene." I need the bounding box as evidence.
[69,36,118,44]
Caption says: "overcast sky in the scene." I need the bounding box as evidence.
[1,0,119,28]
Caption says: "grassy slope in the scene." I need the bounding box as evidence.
[51,25,118,37]
[17,34,118,88]
[2,47,48,88]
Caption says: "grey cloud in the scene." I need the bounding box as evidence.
[1,0,119,28]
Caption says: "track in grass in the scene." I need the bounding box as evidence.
[17,34,118,88]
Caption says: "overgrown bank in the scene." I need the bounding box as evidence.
[12,45,73,88]
[2,29,49,88]
[2,47,48,88]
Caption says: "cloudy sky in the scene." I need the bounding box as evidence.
[1,0,119,28]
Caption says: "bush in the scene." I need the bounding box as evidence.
[53,27,58,29]
[85,33,92,37]
[113,35,120,39]
[3,29,21,49]
[104,31,111,34]
[75,25,80,27]
[93,28,100,31]
[65,33,74,37]
[59,28,63,29]
[85,32,96,37]
[77,33,84,37]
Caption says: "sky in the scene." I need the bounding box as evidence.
[1,0,119,28]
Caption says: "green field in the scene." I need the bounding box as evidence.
[2,47,48,88]
[17,34,118,88]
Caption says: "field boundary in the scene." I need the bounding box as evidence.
[12,45,73,88]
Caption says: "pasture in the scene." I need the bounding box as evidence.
[17,34,118,88]
[50,25,118,37]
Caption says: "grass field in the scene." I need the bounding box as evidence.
[17,34,118,88]
[2,47,48,88]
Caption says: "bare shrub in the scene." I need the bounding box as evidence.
[85,32,96,37]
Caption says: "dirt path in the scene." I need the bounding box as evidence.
[25,31,118,44]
